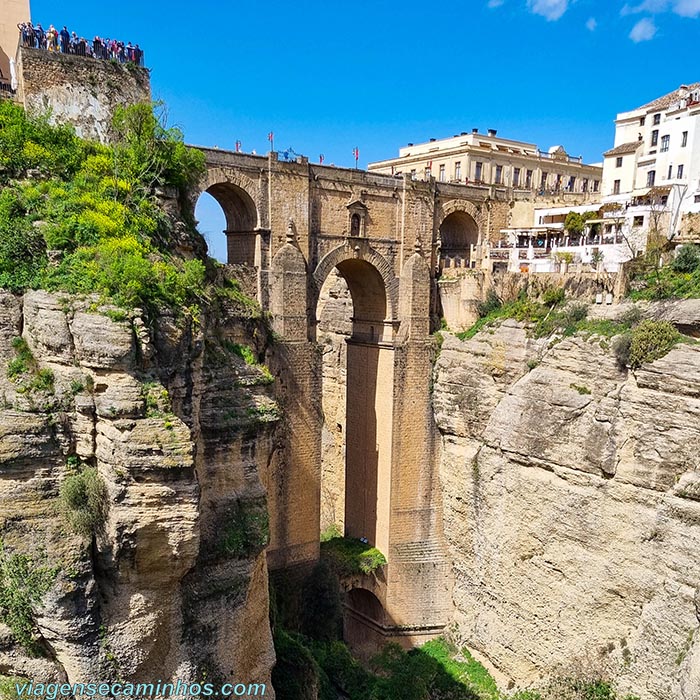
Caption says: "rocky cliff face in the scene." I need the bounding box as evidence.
[0,290,277,693]
[433,306,700,700]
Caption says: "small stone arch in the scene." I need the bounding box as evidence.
[312,243,399,323]
[437,201,481,264]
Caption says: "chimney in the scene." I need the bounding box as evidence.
[488,129,498,137]
[472,128,478,134]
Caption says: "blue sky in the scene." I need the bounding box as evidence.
[30,0,700,260]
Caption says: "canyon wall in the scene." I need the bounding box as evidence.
[433,305,700,700]
[0,290,276,694]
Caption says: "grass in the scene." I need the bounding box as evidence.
[6,337,55,394]
[0,676,29,700]
[421,638,500,699]
[320,534,387,576]
[223,340,274,384]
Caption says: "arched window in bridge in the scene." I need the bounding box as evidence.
[350,213,361,237]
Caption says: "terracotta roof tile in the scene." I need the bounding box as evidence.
[603,141,642,157]
[636,83,700,111]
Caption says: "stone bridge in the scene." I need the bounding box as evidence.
[193,147,508,647]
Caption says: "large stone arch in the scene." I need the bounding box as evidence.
[195,167,263,266]
[312,243,399,324]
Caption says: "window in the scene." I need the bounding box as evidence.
[616,156,623,167]
[668,165,673,180]
[495,165,503,184]
[678,164,684,179]
[682,131,688,147]
[541,171,548,189]
[350,213,361,236]
[695,195,700,203]
[455,161,461,180]
[647,170,656,187]
[410,169,416,180]
[439,164,446,182]
[613,180,621,194]
[653,113,661,125]
[593,180,599,192]
[525,169,533,188]
[633,216,644,227]
[583,178,588,192]
[475,161,483,181]
[651,130,659,147]
[568,175,575,190]
[425,166,431,179]
[513,167,520,186]
[660,135,670,152]
[640,116,646,126]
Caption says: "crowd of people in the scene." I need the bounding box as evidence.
[17,23,144,66]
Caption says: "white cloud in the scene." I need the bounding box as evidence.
[487,0,505,7]
[621,0,700,16]
[673,0,700,17]
[527,0,569,21]
[629,16,658,40]
[586,16,597,29]
[621,0,669,14]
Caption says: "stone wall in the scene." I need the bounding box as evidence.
[433,303,700,699]
[18,47,151,142]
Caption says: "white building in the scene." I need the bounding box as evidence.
[492,83,700,274]
[600,83,700,251]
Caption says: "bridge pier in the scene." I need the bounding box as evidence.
[192,150,506,649]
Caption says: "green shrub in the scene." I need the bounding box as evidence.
[477,289,502,318]
[0,541,59,655]
[627,320,680,369]
[59,467,108,537]
[272,629,323,700]
[218,499,269,558]
[541,286,565,307]
[7,337,34,379]
[0,101,209,312]
[301,561,343,642]
[671,245,700,274]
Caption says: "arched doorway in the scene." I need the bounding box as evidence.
[197,181,258,266]
[344,588,388,656]
[314,252,394,557]
[439,210,479,265]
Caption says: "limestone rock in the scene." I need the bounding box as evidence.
[0,291,277,695]
[434,312,700,700]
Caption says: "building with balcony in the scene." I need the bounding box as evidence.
[600,83,700,251]
[368,128,603,196]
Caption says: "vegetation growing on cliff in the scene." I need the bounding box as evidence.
[59,465,108,537]
[0,541,59,656]
[0,100,212,311]
[629,244,700,300]
[320,529,387,576]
